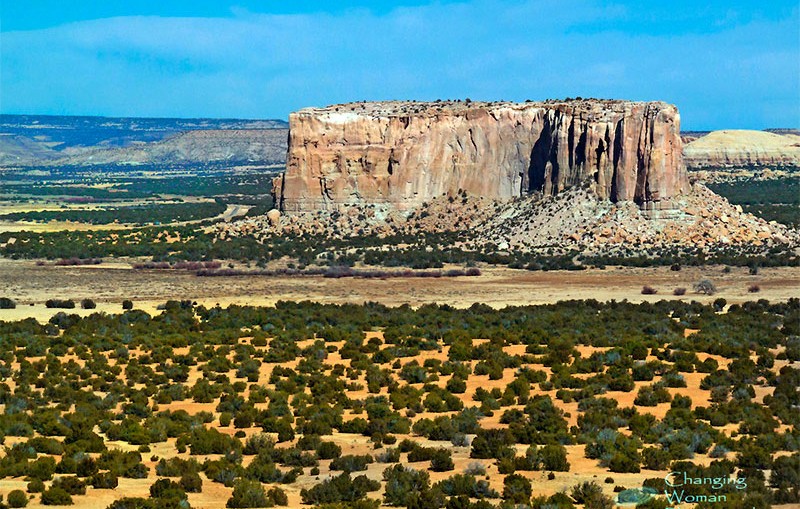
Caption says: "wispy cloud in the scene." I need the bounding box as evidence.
[1,0,797,128]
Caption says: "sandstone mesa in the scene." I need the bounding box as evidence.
[272,99,689,213]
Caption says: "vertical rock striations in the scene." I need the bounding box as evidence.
[274,100,688,212]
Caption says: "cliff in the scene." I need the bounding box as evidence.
[683,130,800,169]
[274,99,688,212]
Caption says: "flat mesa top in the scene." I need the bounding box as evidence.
[295,99,674,118]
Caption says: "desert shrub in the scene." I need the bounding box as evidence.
[180,426,241,455]
[265,487,288,506]
[76,456,98,477]
[377,448,400,463]
[8,490,27,508]
[105,499,157,509]
[430,449,455,472]
[503,473,532,504]
[770,453,800,503]
[156,458,200,477]
[28,437,64,456]
[673,287,687,296]
[634,384,672,406]
[122,299,134,310]
[27,479,45,493]
[531,493,577,508]
[539,444,570,471]
[330,454,373,473]
[382,465,433,506]
[45,299,75,309]
[748,284,760,293]
[91,472,119,489]
[694,279,717,295]
[301,473,380,505]
[641,286,657,295]
[53,476,87,495]
[41,487,73,505]
[149,478,186,500]
[0,297,16,309]
[317,441,343,460]
[436,473,498,498]
[180,472,203,493]
[571,481,614,508]
[464,462,486,476]
[227,479,269,508]
[470,428,514,459]
[709,445,729,458]
[641,446,671,470]
[81,298,96,309]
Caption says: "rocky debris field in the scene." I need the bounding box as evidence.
[474,184,795,254]
[218,183,797,258]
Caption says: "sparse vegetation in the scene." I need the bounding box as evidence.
[641,286,658,295]
[694,279,717,295]
[0,298,792,507]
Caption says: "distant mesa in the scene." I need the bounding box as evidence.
[683,129,800,169]
[272,99,689,213]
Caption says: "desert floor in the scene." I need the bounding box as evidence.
[0,258,797,322]
[0,258,798,508]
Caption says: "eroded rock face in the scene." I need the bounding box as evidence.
[274,100,688,212]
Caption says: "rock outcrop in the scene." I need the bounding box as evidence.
[683,130,800,169]
[274,100,689,212]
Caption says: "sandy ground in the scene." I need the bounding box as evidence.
[0,259,797,322]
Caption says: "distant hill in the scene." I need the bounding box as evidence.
[683,129,800,169]
[55,129,288,166]
[0,114,289,167]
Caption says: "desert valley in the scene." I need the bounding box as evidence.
[0,93,797,509]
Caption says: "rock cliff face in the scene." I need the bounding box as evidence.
[683,130,800,169]
[274,100,688,212]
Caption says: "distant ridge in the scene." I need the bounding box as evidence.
[0,114,288,167]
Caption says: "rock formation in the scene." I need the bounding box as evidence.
[274,100,689,212]
[683,130,800,169]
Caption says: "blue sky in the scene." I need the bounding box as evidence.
[1,1,798,129]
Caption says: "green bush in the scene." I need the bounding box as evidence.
[8,489,27,508]
[45,299,75,309]
[41,487,73,505]
[227,479,270,508]
[26,479,45,493]
[503,473,532,504]
[180,472,203,493]
[53,476,87,495]
[91,472,119,489]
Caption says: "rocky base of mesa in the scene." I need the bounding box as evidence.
[218,183,796,256]
[473,184,794,254]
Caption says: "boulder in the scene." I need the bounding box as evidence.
[266,209,281,227]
